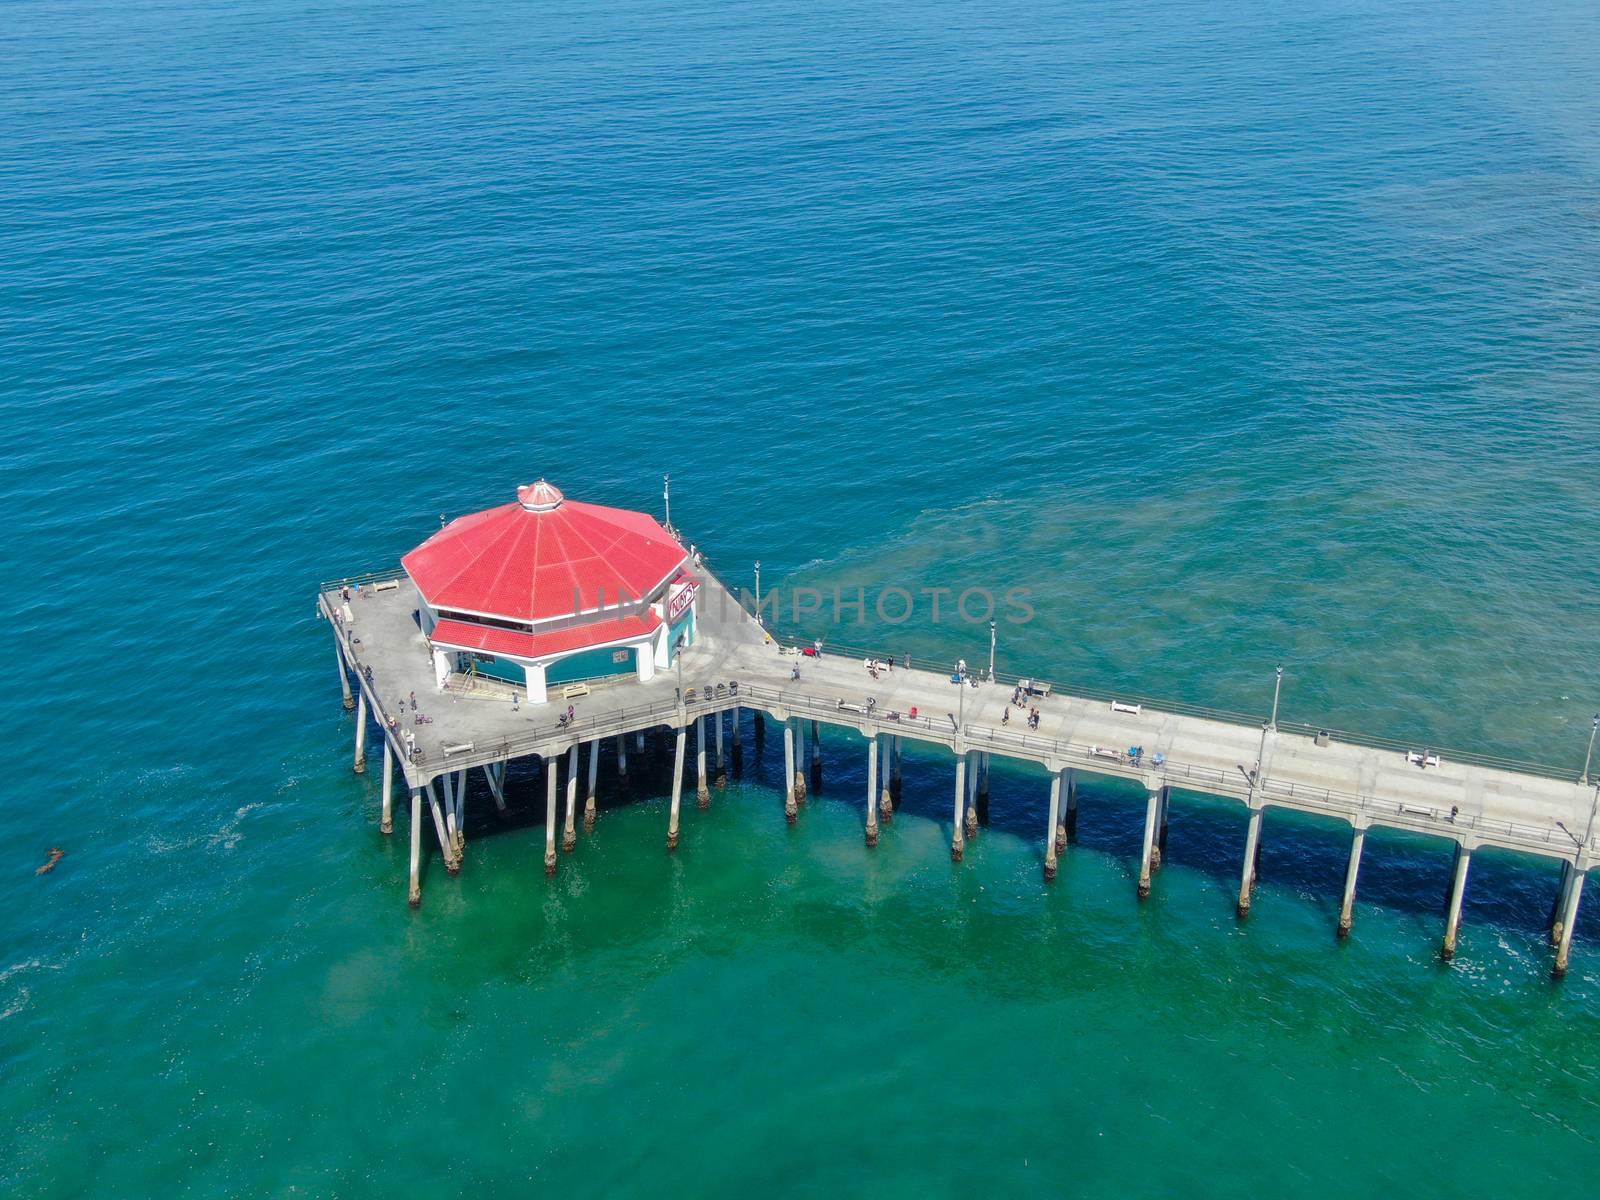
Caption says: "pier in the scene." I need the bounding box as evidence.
[320,491,1597,980]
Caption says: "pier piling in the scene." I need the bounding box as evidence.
[426,781,455,874]
[335,635,354,711]
[963,752,979,840]
[866,736,879,846]
[380,740,394,835]
[1338,827,1366,939]
[1064,770,1078,844]
[1045,771,1062,881]
[783,717,798,822]
[1554,867,1586,979]
[1549,862,1574,946]
[668,724,686,850]
[617,734,629,784]
[352,693,368,774]
[878,735,893,822]
[1237,808,1263,918]
[408,788,422,907]
[1442,845,1472,962]
[952,754,967,862]
[1138,788,1159,899]
[977,752,990,825]
[545,760,558,874]
[563,745,579,851]
[792,718,807,804]
[585,740,599,831]
[696,715,710,808]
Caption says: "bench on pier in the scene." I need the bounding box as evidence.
[1018,678,1052,698]
[1110,700,1142,716]
[561,683,591,700]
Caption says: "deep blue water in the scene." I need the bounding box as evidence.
[5,1,1600,1194]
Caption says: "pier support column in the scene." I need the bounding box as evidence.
[426,782,455,875]
[1064,770,1078,844]
[441,773,461,865]
[617,734,629,784]
[1153,786,1170,869]
[334,635,354,710]
[1554,867,1586,979]
[1137,788,1160,899]
[731,708,743,775]
[637,731,647,754]
[408,788,422,907]
[952,754,968,862]
[866,736,879,846]
[1550,862,1575,946]
[1337,826,1366,939]
[668,725,686,850]
[1045,771,1062,881]
[977,753,990,825]
[963,752,979,840]
[1442,845,1472,962]
[754,711,766,749]
[715,711,726,787]
[484,760,508,814]
[810,720,823,792]
[1237,808,1263,918]
[584,740,599,831]
[783,718,798,822]
[878,735,893,822]
[352,693,368,774]
[380,740,394,834]
[792,719,807,804]
[696,715,710,808]
[891,736,903,802]
[544,759,558,875]
[563,745,579,851]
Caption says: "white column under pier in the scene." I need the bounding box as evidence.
[425,781,455,874]
[585,739,599,831]
[952,753,967,862]
[865,735,879,847]
[483,760,507,814]
[380,740,394,835]
[408,787,422,908]
[563,744,579,852]
[1442,845,1472,962]
[544,758,559,875]
[352,693,368,774]
[696,715,710,808]
[1554,866,1586,979]
[784,718,797,822]
[1044,771,1062,881]
[1338,826,1366,938]
[334,633,354,711]
[1237,807,1263,918]
[1137,788,1160,899]
[668,725,687,850]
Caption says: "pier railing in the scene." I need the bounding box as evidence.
[758,633,1577,783]
[737,683,1598,859]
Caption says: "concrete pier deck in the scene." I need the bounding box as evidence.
[324,565,1596,867]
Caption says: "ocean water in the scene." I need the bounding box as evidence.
[5,0,1600,1193]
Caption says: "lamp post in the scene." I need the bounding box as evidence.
[663,473,672,534]
[754,560,762,625]
[989,620,996,681]
[1269,663,1284,731]
[1583,713,1599,786]
[674,634,686,706]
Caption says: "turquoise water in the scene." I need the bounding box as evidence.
[6,0,1600,1193]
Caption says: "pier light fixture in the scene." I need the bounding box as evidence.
[989,619,997,681]
[754,560,762,624]
[1269,663,1284,731]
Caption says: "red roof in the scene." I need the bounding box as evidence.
[403,481,686,622]
[429,612,662,661]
